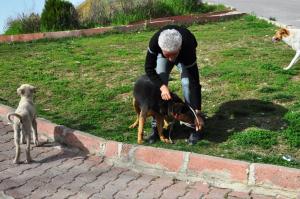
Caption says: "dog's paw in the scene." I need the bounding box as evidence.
[129,124,137,129]
[137,139,144,144]
[13,159,20,164]
[34,140,40,146]
[160,137,171,144]
[24,159,32,164]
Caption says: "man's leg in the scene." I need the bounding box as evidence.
[148,54,174,144]
[178,63,202,145]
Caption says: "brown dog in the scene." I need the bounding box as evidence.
[130,75,204,144]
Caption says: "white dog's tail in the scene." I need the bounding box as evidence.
[7,113,23,124]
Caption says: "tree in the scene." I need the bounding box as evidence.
[41,0,79,31]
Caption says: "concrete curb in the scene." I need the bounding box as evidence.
[0,10,245,43]
[0,104,299,198]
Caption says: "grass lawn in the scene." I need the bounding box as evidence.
[0,15,299,168]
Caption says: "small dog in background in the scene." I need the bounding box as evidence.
[7,84,39,164]
[272,28,300,70]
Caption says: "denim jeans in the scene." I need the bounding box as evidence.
[151,53,200,129]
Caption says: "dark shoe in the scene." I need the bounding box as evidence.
[147,127,159,144]
[188,131,200,145]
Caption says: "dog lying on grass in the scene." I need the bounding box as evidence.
[130,75,204,144]
[272,28,300,70]
[7,84,39,164]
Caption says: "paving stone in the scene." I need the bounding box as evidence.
[205,187,232,199]
[250,194,275,199]
[91,170,140,199]
[87,167,128,199]
[138,177,175,199]
[160,180,189,199]
[44,188,74,199]
[227,191,251,199]
[115,174,155,199]
[179,182,210,199]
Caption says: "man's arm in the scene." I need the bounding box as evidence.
[186,64,201,110]
[145,49,163,87]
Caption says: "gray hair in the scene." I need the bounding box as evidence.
[158,29,182,52]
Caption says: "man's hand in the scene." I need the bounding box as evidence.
[160,85,172,100]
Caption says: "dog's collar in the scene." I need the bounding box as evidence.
[180,121,195,129]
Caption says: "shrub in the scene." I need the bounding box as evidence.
[4,13,41,35]
[77,0,111,28]
[111,1,175,25]
[77,0,225,27]
[41,0,79,31]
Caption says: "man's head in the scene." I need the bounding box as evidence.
[158,29,182,62]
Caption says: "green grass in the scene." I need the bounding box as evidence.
[0,15,299,168]
[111,2,227,25]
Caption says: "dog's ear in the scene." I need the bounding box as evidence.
[179,105,189,114]
[280,28,289,37]
[17,87,24,96]
[31,86,37,93]
[159,100,169,115]
[170,93,183,103]
[172,103,189,114]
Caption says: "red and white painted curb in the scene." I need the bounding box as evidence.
[0,104,299,198]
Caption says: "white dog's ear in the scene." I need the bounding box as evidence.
[31,86,37,93]
[17,87,24,96]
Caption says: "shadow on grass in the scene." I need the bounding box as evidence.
[169,99,288,143]
[0,98,10,105]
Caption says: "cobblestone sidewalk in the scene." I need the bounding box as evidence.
[0,120,284,199]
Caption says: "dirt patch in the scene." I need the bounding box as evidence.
[115,92,131,101]
[129,10,234,25]
[129,10,239,25]
[291,74,300,82]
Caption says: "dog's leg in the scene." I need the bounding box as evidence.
[24,132,32,164]
[137,110,147,144]
[32,118,39,146]
[163,120,169,129]
[168,122,175,144]
[155,114,170,143]
[129,117,139,129]
[129,98,140,129]
[20,130,26,144]
[13,124,21,164]
[284,51,300,70]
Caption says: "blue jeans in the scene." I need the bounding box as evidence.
[152,53,201,129]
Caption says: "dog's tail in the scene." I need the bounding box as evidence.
[7,113,22,124]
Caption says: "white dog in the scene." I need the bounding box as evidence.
[272,28,300,70]
[7,84,39,164]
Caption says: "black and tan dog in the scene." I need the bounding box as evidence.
[130,75,204,144]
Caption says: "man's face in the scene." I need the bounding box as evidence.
[162,50,180,62]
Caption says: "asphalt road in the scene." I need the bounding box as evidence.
[204,0,300,28]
